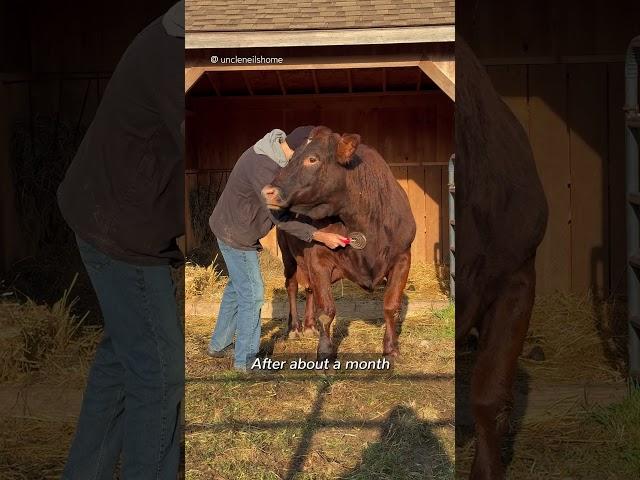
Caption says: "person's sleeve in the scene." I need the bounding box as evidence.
[249,160,317,243]
[270,210,316,242]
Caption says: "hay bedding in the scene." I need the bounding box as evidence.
[185,251,449,302]
[522,292,626,383]
[0,275,99,385]
[456,292,629,479]
[0,277,100,479]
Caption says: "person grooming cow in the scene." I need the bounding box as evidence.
[262,126,416,361]
[207,126,348,372]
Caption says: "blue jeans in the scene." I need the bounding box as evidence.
[64,236,183,480]
[209,238,264,370]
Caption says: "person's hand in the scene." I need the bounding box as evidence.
[312,231,348,249]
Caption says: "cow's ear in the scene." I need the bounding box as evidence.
[336,134,361,165]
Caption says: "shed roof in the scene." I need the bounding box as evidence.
[186,1,454,32]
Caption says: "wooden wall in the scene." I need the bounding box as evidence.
[0,1,174,273]
[185,91,454,265]
[459,0,639,296]
[486,61,627,296]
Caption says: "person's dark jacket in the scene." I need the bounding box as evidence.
[209,140,316,251]
[57,14,184,266]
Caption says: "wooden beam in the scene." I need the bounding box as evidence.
[418,60,455,101]
[480,54,626,66]
[416,69,423,91]
[382,68,387,92]
[185,67,205,93]
[242,72,254,96]
[276,71,287,95]
[311,70,319,94]
[347,70,352,93]
[188,90,442,104]
[206,72,221,96]
[186,25,454,49]
[192,54,423,71]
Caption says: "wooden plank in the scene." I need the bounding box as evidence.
[185,67,204,93]
[186,26,454,50]
[418,60,455,101]
[408,166,427,264]
[283,107,321,133]
[486,64,529,132]
[184,174,198,255]
[190,90,442,106]
[607,62,627,296]
[376,106,426,262]
[529,64,571,294]
[421,102,440,265]
[568,63,609,295]
[391,166,409,197]
[435,98,454,265]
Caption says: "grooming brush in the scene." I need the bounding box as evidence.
[345,231,367,249]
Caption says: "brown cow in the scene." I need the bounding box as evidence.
[456,39,548,479]
[261,126,416,360]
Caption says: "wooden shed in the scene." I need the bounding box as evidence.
[184,1,455,271]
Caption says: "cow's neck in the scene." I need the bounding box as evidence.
[338,161,401,239]
[338,193,392,237]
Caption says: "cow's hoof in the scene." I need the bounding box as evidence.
[287,330,302,340]
[303,326,319,337]
[383,349,400,359]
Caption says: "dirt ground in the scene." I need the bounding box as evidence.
[185,303,455,480]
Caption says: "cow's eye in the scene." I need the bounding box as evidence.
[305,157,319,165]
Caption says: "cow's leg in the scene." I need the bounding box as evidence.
[310,269,336,362]
[470,257,536,480]
[302,287,318,337]
[285,271,302,339]
[382,250,411,357]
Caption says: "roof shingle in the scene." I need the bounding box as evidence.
[186,0,455,32]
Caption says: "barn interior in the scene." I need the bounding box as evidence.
[184,64,454,298]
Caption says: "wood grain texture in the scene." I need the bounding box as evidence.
[528,64,572,294]
[568,63,608,295]
[607,62,627,296]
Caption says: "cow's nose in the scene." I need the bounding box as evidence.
[262,185,276,199]
[261,185,282,203]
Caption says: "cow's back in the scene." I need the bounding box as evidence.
[455,39,548,325]
[277,142,415,290]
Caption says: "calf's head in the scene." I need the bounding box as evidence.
[261,126,361,219]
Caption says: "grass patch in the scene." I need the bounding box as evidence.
[186,306,454,479]
[431,303,455,340]
[456,390,640,479]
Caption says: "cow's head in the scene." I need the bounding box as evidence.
[261,126,361,219]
